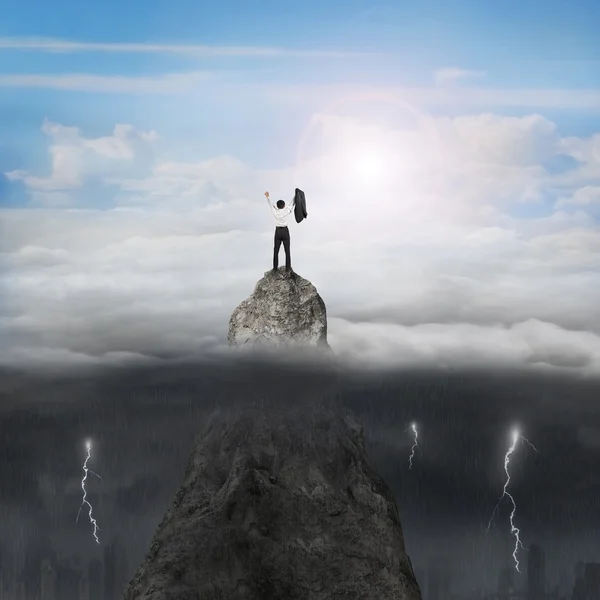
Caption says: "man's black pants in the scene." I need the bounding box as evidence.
[273,226,291,270]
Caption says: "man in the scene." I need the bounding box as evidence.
[264,191,295,272]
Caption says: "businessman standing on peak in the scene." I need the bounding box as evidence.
[265,191,295,273]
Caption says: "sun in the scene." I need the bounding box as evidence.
[340,142,391,186]
[294,90,444,197]
[353,152,386,182]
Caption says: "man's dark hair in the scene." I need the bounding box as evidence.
[276,200,285,209]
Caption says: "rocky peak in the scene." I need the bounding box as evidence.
[228,268,330,351]
[123,402,423,600]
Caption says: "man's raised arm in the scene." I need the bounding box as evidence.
[281,194,295,216]
[265,192,277,215]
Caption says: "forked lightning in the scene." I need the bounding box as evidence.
[76,439,102,544]
[487,428,539,572]
[408,423,419,469]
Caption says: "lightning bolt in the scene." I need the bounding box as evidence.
[408,423,419,469]
[486,428,539,572]
[76,439,102,544]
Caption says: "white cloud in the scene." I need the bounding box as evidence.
[447,113,559,166]
[557,186,600,207]
[558,132,600,165]
[1,71,599,115]
[2,112,600,375]
[7,111,598,215]
[328,318,600,376]
[1,204,598,374]
[6,120,159,197]
[262,84,600,111]
[0,72,211,93]
[434,67,486,86]
[0,37,370,58]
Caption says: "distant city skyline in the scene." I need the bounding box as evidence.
[0,535,128,600]
[1,501,598,599]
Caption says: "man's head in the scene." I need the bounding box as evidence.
[276,200,285,209]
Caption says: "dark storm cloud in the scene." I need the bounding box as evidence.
[1,358,599,516]
[1,357,599,593]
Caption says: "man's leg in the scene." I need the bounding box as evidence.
[273,228,282,270]
[283,227,291,271]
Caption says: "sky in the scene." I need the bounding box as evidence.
[0,3,599,597]
[0,0,600,375]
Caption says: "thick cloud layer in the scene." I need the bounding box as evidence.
[1,106,599,376]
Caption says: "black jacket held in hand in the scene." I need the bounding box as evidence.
[294,188,308,223]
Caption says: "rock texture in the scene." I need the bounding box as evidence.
[228,268,329,350]
[123,403,422,600]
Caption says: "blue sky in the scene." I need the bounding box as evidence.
[0,0,598,213]
[1,0,599,182]
[1,0,599,59]
[1,0,599,83]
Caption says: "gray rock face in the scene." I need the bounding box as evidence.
[228,268,329,350]
[123,404,422,600]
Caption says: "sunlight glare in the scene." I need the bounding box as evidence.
[354,152,385,182]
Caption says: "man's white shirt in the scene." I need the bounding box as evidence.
[267,196,294,227]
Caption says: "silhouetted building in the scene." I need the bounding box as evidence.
[40,556,57,600]
[0,549,4,600]
[79,568,90,600]
[425,563,452,600]
[557,569,572,598]
[88,559,103,600]
[15,577,26,600]
[498,566,516,600]
[426,566,447,600]
[23,546,45,600]
[1,558,17,600]
[583,563,600,599]
[428,570,440,600]
[572,578,586,600]
[103,537,128,600]
[572,562,587,600]
[528,544,545,600]
[547,583,561,600]
[414,567,426,598]
[56,563,81,599]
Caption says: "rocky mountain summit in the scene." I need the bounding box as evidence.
[123,402,422,600]
[228,268,330,351]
